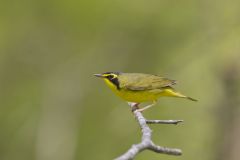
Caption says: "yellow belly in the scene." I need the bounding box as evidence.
[103,79,176,103]
[114,89,160,102]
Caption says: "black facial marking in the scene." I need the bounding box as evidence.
[107,75,114,79]
[103,71,121,75]
[107,76,120,90]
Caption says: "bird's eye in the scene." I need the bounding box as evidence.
[107,75,113,79]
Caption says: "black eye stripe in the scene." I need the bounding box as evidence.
[106,74,116,80]
[109,77,120,90]
[108,75,113,79]
[104,74,120,89]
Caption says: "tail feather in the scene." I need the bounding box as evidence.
[164,88,197,101]
[177,94,198,102]
[186,96,198,102]
[175,92,198,102]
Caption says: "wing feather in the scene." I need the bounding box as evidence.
[119,73,176,91]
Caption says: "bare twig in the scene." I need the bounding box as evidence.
[146,119,183,125]
[115,103,182,160]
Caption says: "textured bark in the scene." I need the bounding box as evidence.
[115,103,182,160]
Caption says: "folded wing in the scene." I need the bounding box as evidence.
[119,73,177,91]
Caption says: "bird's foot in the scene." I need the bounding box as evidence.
[128,102,140,112]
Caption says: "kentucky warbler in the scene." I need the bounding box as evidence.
[94,72,197,111]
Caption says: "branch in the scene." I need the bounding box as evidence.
[115,103,182,160]
[146,119,183,125]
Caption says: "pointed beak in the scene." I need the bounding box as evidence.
[94,74,103,78]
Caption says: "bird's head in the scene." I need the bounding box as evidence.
[94,72,121,89]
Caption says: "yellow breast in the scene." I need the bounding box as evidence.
[103,79,162,103]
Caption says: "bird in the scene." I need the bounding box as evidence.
[94,72,197,112]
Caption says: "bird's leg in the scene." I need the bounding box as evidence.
[137,101,157,112]
[128,102,140,112]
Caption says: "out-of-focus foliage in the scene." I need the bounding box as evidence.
[0,0,240,160]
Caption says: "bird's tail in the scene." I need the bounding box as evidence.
[164,88,198,101]
[185,96,198,101]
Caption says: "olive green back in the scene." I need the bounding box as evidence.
[118,73,176,91]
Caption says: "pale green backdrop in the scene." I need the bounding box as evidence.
[0,0,240,160]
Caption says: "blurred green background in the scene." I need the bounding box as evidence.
[1,0,240,160]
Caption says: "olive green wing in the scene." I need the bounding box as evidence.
[119,73,176,91]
